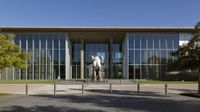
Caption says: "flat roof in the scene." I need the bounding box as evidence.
[0,26,194,32]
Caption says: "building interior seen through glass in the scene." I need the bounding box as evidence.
[4,33,67,80]
[72,42,123,79]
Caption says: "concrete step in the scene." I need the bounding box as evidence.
[57,79,134,85]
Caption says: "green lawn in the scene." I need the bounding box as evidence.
[0,93,11,96]
[131,80,198,84]
[0,80,58,84]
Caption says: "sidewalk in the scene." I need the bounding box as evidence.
[0,84,198,95]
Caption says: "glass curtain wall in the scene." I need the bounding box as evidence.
[71,42,123,79]
[72,43,81,79]
[0,32,66,80]
[112,43,123,78]
[127,33,179,79]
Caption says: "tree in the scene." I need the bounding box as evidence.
[170,21,200,93]
[0,34,31,70]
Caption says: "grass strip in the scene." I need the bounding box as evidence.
[0,80,58,84]
[132,80,197,84]
[0,93,11,96]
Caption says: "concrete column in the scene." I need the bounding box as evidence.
[109,38,113,79]
[123,35,129,79]
[65,34,72,80]
[80,38,84,79]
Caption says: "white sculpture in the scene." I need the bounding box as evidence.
[90,55,104,81]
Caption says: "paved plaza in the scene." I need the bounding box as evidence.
[0,82,199,112]
[0,92,200,112]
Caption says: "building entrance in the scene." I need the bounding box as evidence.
[85,43,109,79]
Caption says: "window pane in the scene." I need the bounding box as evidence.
[154,35,160,49]
[135,34,140,49]
[54,37,59,49]
[141,65,148,79]
[154,50,160,64]
[60,65,65,79]
[128,36,134,49]
[141,35,147,49]
[60,34,65,49]
[167,37,173,49]
[40,34,46,49]
[54,50,59,64]
[129,65,134,79]
[160,36,166,49]
[47,50,53,65]
[135,65,140,79]
[141,50,148,64]
[34,50,39,64]
[148,35,153,49]
[40,50,46,65]
[135,50,140,64]
[60,50,65,64]
[148,50,154,64]
[47,35,52,49]
[128,50,134,64]
[33,35,39,49]
[161,50,166,64]
[21,35,26,49]
[28,35,33,49]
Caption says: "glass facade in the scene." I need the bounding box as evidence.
[0,32,67,80]
[112,43,123,78]
[72,43,81,79]
[0,30,189,80]
[71,42,123,79]
[85,43,109,78]
[127,33,179,79]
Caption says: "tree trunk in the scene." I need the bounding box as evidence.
[198,67,200,94]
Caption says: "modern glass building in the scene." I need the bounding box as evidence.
[0,26,194,80]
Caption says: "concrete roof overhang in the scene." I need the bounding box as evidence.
[0,26,194,32]
[0,26,194,42]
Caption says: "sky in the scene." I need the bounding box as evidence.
[0,0,199,27]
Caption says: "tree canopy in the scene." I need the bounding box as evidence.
[170,21,200,93]
[170,22,200,70]
[0,34,31,69]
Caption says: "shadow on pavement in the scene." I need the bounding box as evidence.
[35,94,200,112]
[2,105,105,112]
[69,88,166,97]
[1,91,200,112]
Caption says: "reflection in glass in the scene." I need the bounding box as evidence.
[129,65,134,79]
[13,33,66,80]
[129,50,134,64]
[141,35,147,49]
[135,34,140,49]
[135,65,140,79]
[141,50,148,64]
[141,65,148,79]
[128,33,179,79]
[135,50,140,64]
[72,43,81,79]
[128,36,134,49]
